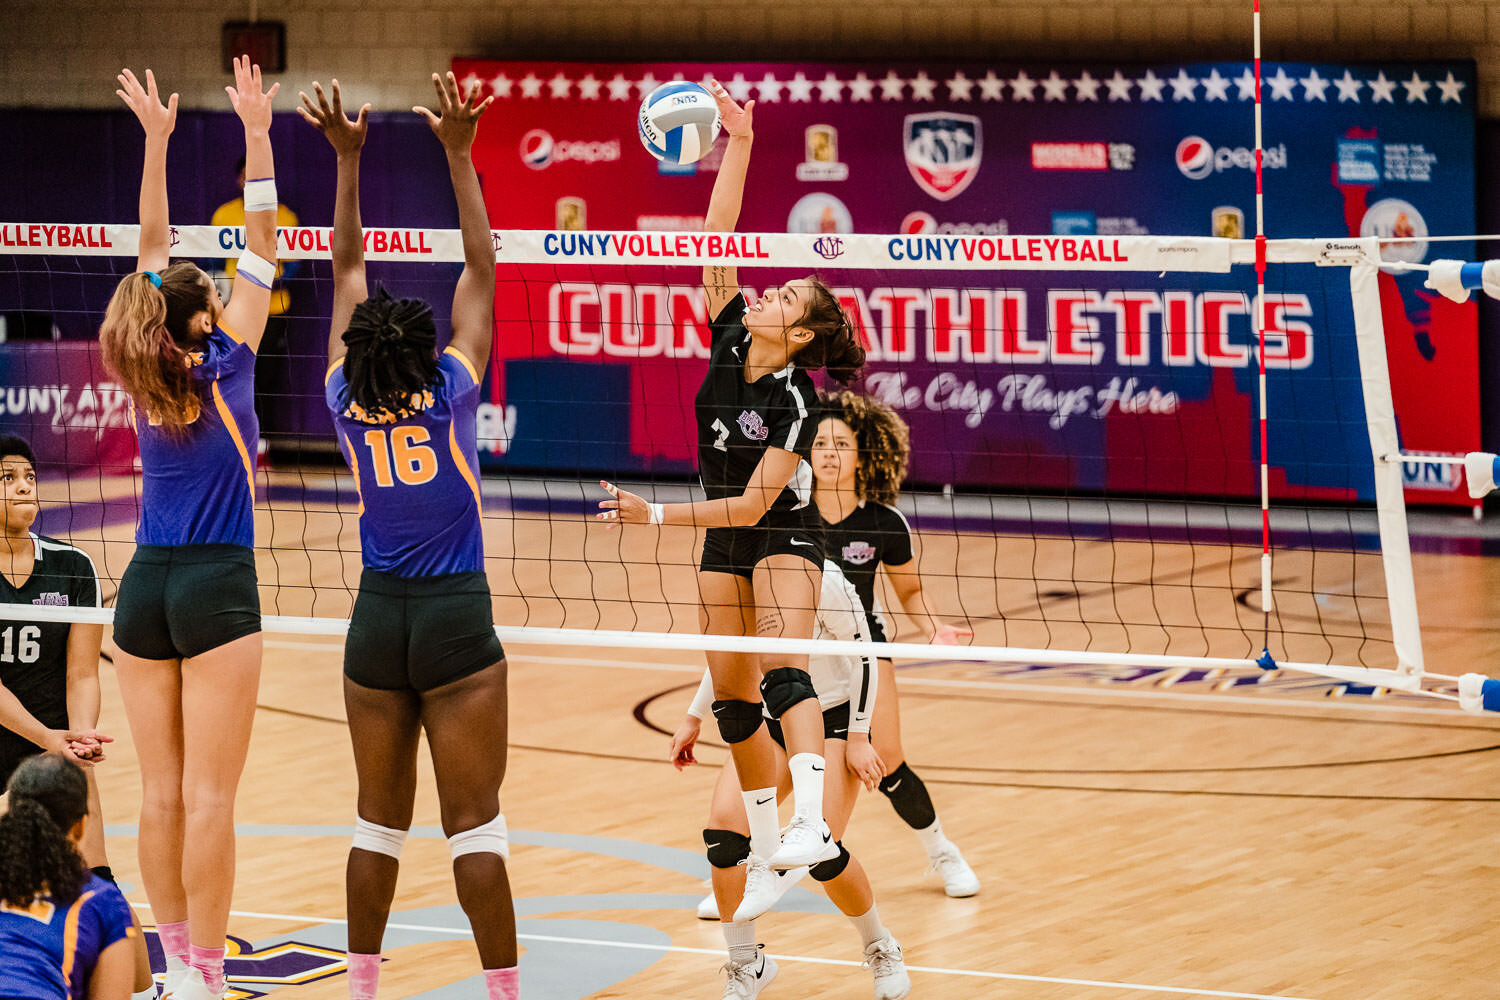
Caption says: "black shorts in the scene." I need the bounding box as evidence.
[764,701,852,748]
[114,545,261,660]
[345,569,504,692]
[699,507,824,580]
[865,611,889,644]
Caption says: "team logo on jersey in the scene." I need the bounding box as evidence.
[903,113,982,201]
[737,410,769,441]
[31,592,67,606]
[842,541,876,565]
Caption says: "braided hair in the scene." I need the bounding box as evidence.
[793,276,866,385]
[0,754,89,907]
[820,390,911,506]
[338,287,440,419]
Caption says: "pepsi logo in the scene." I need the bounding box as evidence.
[1176,136,1213,180]
[901,211,937,234]
[519,129,621,171]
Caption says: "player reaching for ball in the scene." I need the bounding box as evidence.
[814,392,980,897]
[597,80,867,921]
[299,74,517,1000]
[670,562,912,1000]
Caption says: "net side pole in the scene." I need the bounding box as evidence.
[1252,0,1274,650]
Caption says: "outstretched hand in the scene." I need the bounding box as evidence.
[930,624,973,646]
[115,67,177,139]
[297,79,369,155]
[596,480,650,528]
[707,79,754,138]
[414,71,493,154]
[224,54,278,132]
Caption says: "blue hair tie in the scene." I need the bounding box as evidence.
[144,270,162,289]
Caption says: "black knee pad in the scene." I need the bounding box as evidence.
[761,667,818,719]
[809,841,851,882]
[711,699,765,744]
[879,762,937,830]
[703,828,751,869]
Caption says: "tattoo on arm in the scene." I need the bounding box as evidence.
[708,266,728,294]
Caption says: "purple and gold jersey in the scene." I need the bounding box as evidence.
[132,323,258,548]
[0,875,136,1000]
[327,347,485,578]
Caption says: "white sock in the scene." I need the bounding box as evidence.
[723,919,758,965]
[915,817,947,857]
[741,787,780,859]
[132,990,158,1000]
[849,902,890,948]
[788,752,826,819]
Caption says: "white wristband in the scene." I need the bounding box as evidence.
[243,177,277,213]
[647,502,665,524]
[236,249,276,290]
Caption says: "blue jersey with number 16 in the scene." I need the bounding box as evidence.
[326,346,485,578]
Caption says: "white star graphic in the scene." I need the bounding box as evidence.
[879,71,905,101]
[1104,70,1133,102]
[1401,71,1430,104]
[1010,70,1038,102]
[1299,68,1329,102]
[1201,69,1230,102]
[945,71,975,101]
[1040,71,1069,102]
[1437,71,1466,104]
[909,71,937,101]
[726,73,753,103]
[1073,71,1101,102]
[847,72,875,102]
[1333,70,1363,103]
[1266,67,1297,101]
[756,73,783,102]
[977,70,1005,101]
[488,72,513,99]
[1369,71,1397,103]
[816,72,844,102]
[1168,68,1199,102]
[547,73,571,100]
[459,72,482,96]
[636,73,660,99]
[1136,69,1166,102]
[519,73,543,99]
[1234,68,1258,101]
[785,72,814,102]
[577,73,602,100]
[606,73,633,101]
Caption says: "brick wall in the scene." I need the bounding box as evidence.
[3,0,1496,116]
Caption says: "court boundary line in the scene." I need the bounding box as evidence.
[129,903,1322,1000]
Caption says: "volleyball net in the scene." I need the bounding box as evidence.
[0,223,1486,706]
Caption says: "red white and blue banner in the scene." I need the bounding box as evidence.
[452,59,1479,506]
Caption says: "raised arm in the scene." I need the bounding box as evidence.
[298,80,370,365]
[220,56,281,353]
[114,68,177,274]
[416,72,496,374]
[702,81,755,319]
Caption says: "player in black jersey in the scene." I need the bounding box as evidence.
[598,81,866,923]
[0,435,120,887]
[812,392,981,897]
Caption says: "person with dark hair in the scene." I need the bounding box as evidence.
[813,392,980,898]
[299,75,516,1000]
[0,434,119,886]
[0,753,152,1000]
[97,59,280,1000]
[597,81,867,943]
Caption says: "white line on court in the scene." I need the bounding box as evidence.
[129,903,1321,1000]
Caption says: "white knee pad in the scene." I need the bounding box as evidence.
[448,813,508,861]
[352,817,409,859]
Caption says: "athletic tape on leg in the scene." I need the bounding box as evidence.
[352,817,410,859]
[449,813,509,861]
[761,667,818,718]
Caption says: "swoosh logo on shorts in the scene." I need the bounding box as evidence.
[789,538,814,546]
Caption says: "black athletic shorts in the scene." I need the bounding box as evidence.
[866,612,890,645]
[699,506,824,580]
[764,701,851,749]
[345,568,504,692]
[114,545,261,660]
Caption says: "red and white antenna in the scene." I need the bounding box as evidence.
[1253,0,1273,653]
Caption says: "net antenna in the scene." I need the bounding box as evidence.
[1252,0,1273,658]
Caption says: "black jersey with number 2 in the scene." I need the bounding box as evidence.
[823,501,914,638]
[694,294,818,511]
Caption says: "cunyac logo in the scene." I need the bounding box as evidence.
[903,113,982,201]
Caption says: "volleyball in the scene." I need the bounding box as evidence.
[637,81,721,165]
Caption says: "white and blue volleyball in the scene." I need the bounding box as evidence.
[637,82,721,165]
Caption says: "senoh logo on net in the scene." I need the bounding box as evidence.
[518,129,622,171]
[1175,135,1287,180]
